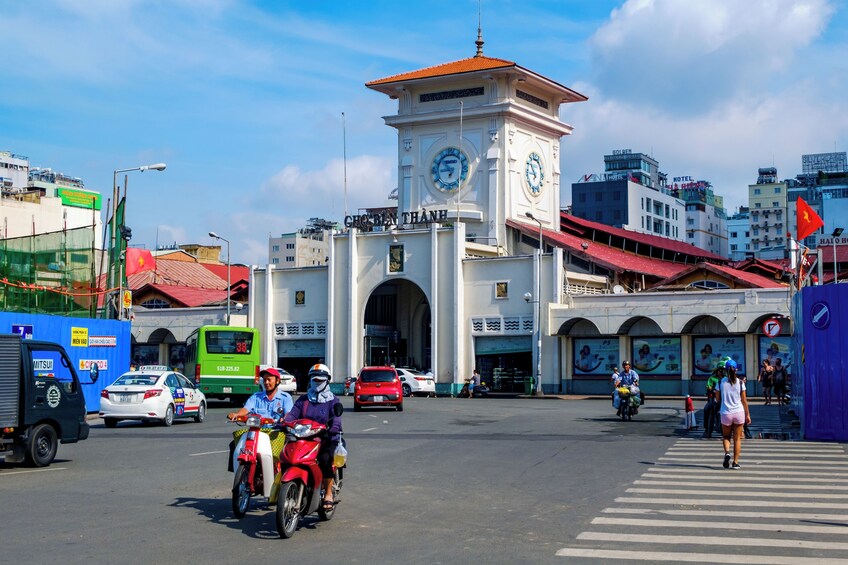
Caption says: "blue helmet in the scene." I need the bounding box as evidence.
[725,359,738,370]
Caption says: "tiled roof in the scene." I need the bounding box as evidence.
[707,263,786,288]
[366,56,517,86]
[126,259,228,290]
[651,263,785,289]
[136,283,228,308]
[506,219,688,279]
[201,263,250,288]
[561,212,728,262]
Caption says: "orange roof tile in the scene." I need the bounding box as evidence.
[366,56,516,86]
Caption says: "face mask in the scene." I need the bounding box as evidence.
[311,378,329,392]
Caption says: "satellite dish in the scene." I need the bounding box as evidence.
[612,285,626,294]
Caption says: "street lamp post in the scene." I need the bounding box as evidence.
[833,228,843,284]
[209,232,231,325]
[108,163,166,318]
[525,212,544,396]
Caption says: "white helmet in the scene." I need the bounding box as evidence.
[308,363,332,382]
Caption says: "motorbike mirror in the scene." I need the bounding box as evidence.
[89,363,99,383]
[333,403,344,417]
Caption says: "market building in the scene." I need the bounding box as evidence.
[249,39,792,396]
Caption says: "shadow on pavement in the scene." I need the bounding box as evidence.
[169,496,322,539]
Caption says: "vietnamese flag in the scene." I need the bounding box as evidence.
[796,197,824,241]
[125,248,156,275]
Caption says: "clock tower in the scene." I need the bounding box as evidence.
[366,36,586,247]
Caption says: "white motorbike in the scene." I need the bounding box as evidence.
[230,414,280,517]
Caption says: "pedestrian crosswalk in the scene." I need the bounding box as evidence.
[556,438,848,563]
[686,402,790,438]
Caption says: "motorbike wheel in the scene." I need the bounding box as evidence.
[276,481,301,538]
[232,464,252,518]
[318,469,342,521]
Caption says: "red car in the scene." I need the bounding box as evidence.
[354,366,403,412]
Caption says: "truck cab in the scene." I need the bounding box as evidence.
[0,334,95,466]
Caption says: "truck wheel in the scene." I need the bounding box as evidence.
[26,424,58,467]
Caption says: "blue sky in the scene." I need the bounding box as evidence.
[2,0,846,265]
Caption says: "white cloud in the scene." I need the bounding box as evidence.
[588,0,835,115]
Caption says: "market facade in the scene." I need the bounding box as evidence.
[249,43,792,395]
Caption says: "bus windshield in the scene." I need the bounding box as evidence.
[204,330,254,355]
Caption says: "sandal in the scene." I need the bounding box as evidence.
[322,499,334,510]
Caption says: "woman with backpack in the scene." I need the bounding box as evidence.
[719,359,751,470]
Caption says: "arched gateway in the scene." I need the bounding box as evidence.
[363,280,431,370]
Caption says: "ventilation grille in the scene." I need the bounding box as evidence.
[274,321,328,338]
[470,316,533,335]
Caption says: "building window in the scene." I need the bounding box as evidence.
[731,244,738,251]
[755,203,761,208]
[730,231,738,238]
[690,280,729,290]
[272,258,279,264]
[641,197,644,210]
[272,245,280,252]
[495,282,508,299]
[614,209,621,220]
[578,193,586,203]
[665,204,670,218]
[286,243,295,249]
[613,191,621,201]
[754,188,761,195]
[773,202,779,207]
[286,256,295,262]
[595,192,603,202]
[688,232,694,239]
[774,186,781,193]
[141,298,170,309]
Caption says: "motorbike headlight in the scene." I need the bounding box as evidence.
[291,423,314,438]
[246,415,262,428]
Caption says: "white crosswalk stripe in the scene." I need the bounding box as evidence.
[556,437,848,563]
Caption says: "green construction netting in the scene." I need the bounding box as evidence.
[0,225,101,317]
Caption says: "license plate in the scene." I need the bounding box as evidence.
[427,380,433,384]
[373,395,384,402]
[117,393,133,403]
[223,387,232,393]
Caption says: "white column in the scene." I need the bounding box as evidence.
[247,265,257,328]
[453,222,466,389]
[326,231,335,375]
[347,231,358,376]
[430,222,439,380]
[264,264,275,366]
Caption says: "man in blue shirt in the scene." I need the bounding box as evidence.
[613,361,640,415]
[228,367,293,422]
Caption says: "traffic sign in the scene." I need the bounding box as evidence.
[762,318,782,338]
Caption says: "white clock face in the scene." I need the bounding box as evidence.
[525,152,544,194]
[431,147,468,192]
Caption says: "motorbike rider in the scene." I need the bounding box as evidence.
[227,367,294,422]
[227,367,293,469]
[613,360,640,415]
[283,363,343,512]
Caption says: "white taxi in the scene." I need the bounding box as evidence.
[99,366,207,427]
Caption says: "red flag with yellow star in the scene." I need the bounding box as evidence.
[796,197,823,241]
[125,248,156,276]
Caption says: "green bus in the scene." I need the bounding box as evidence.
[185,326,261,402]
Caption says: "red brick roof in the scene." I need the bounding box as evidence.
[562,212,728,262]
[201,263,250,289]
[126,259,230,290]
[507,219,688,279]
[650,263,786,289]
[135,283,228,308]
[366,56,517,86]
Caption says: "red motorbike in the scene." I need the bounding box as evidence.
[275,404,345,538]
[229,414,280,518]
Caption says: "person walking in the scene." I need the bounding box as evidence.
[702,366,723,438]
[758,359,774,405]
[719,359,751,470]
[773,358,788,405]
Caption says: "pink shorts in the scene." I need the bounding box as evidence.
[721,412,745,427]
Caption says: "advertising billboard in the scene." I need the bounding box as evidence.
[693,336,746,375]
[631,337,681,375]
[573,338,618,375]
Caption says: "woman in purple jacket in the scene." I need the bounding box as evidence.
[284,363,343,511]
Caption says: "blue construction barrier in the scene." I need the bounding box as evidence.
[0,312,131,412]
[797,285,848,441]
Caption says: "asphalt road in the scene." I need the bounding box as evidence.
[0,397,705,564]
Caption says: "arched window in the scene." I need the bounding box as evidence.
[689,280,729,290]
[141,298,170,309]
